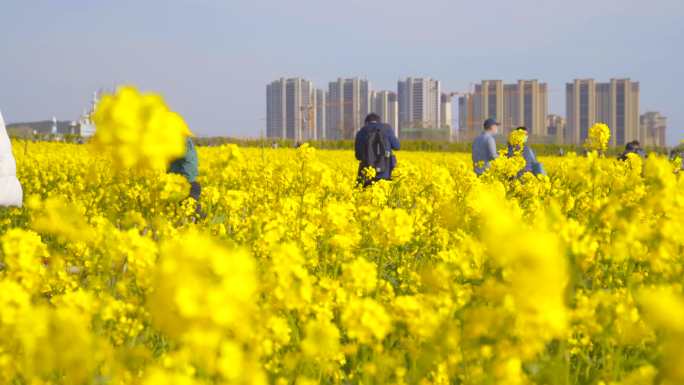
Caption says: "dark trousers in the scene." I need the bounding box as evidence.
[190,181,201,201]
[189,182,205,218]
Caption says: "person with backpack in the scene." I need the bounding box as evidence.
[0,110,23,207]
[354,113,400,187]
[506,126,545,176]
[472,118,499,176]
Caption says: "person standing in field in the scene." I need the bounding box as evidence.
[632,140,647,158]
[618,140,646,161]
[0,110,23,207]
[169,136,203,217]
[507,126,545,176]
[355,113,400,187]
[472,118,499,176]
[618,141,638,161]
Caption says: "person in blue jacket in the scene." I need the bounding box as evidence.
[472,118,499,176]
[618,140,647,161]
[354,113,400,186]
[507,126,545,176]
[168,137,204,217]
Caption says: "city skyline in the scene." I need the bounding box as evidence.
[1,1,682,145]
[458,79,549,140]
[265,75,668,147]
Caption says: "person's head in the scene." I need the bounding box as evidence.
[625,142,636,152]
[365,113,381,124]
[483,118,499,134]
[515,126,528,142]
[630,140,641,149]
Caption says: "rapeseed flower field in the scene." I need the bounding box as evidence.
[0,89,683,385]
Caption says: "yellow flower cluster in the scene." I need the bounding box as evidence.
[584,122,611,153]
[0,139,683,385]
[91,86,192,171]
[508,128,527,149]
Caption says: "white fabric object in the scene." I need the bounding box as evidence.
[0,110,23,207]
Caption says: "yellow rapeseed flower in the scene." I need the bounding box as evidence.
[91,86,192,171]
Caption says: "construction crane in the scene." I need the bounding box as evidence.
[300,99,355,141]
[299,105,316,142]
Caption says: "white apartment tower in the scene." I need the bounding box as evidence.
[640,111,667,148]
[327,78,371,140]
[440,93,453,130]
[315,89,326,140]
[398,77,442,132]
[371,90,399,135]
[266,77,316,141]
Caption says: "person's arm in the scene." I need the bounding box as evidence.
[354,129,364,162]
[524,146,536,163]
[527,147,546,175]
[386,125,400,150]
[171,138,199,183]
[185,139,199,181]
[487,135,498,160]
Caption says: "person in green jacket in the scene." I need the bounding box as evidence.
[168,137,203,216]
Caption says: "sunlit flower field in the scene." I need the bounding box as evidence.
[1,140,683,385]
[2,89,683,385]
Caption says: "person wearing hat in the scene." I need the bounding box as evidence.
[0,110,23,207]
[472,118,499,176]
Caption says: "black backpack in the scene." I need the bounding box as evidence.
[366,126,391,175]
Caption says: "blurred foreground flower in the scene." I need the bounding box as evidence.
[91,86,192,171]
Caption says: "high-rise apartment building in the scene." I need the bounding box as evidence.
[458,93,477,140]
[397,77,442,132]
[327,78,370,140]
[640,111,667,147]
[473,80,504,130]
[596,79,640,146]
[266,79,285,139]
[547,114,566,144]
[502,80,548,136]
[371,90,399,135]
[266,77,316,141]
[441,93,453,131]
[566,79,596,145]
[315,89,326,140]
[459,80,548,138]
[566,78,640,146]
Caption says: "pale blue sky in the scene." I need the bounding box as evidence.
[1,0,682,144]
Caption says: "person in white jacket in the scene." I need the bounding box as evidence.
[0,110,23,207]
